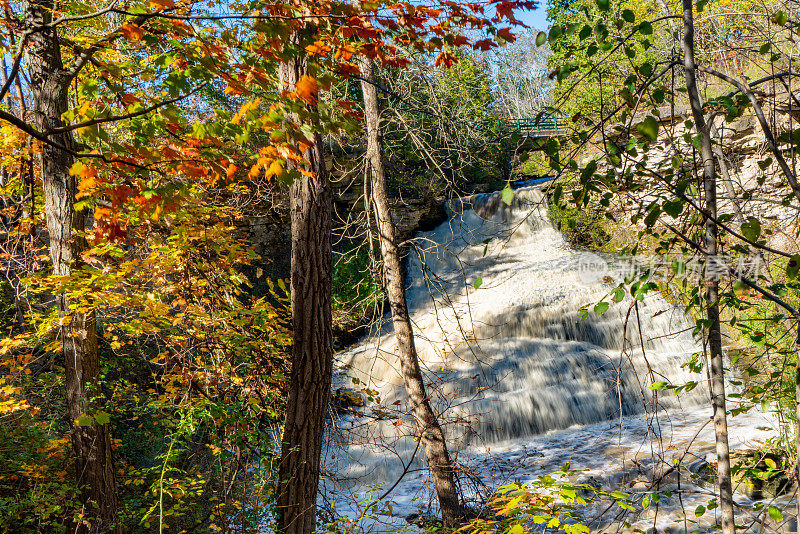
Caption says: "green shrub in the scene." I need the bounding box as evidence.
[332,246,384,331]
[547,202,611,249]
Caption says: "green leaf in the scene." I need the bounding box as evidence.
[76,414,94,426]
[696,0,708,12]
[94,411,111,425]
[639,62,653,77]
[621,9,635,22]
[695,505,706,517]
[473,277,483,290]
[636,116,659,141]
[639,21,653,35]
[536,31,547,46]
[773,11,788,25]
[769,506,783,522]
[644,206,661,227]
[552,184,563,205]
[740,216,761,243]
[786,255,800,279]
[595,0,609,11]
[758,157,773,170]
[502,184,514,206]
[594,301,609,315]
[663,199,683,218]
[580,160,597,183]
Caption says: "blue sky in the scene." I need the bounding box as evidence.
[515,1,550,31]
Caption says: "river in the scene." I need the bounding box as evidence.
[321,184,784,533]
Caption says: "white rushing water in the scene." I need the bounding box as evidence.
[321,184,783,533]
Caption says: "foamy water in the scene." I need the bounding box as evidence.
[320,185,785,533]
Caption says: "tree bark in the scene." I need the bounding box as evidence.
[276,29,334,534]
[23,1,119,532]
[681,3,734,533]
[358,57,463,529]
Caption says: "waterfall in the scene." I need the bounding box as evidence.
[324,183,775,528]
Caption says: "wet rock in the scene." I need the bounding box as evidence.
[405,513,442,529]
[331,388,365,414]
[730,449,795,500]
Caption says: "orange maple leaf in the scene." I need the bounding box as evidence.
[295,75,318,105]
[434,51,458,68]
[265,160,284,180]
[120,24,145,41]
[149,0,175,9]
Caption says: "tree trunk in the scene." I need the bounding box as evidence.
[23,1,119,532]
[681,2,734,533]
[358,57,463,529]
[795,327,800,534]
[276,29,334,534]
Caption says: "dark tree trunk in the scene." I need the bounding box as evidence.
[23,1,119,532]
[276,30,334,534]
[358,57,463,529]
[681,3,734,533]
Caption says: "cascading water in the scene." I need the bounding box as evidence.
[323,183,779,532]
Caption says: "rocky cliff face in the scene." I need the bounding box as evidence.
[579,99,800,254]
[238,156,447,282]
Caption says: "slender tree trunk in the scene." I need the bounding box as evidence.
[358,57,463,529]
[795,327,800,534]
[276,29,334,534]
[23,2,120,532]
[681,3,734,533]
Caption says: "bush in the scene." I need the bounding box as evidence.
[547,202,611,249]
[332,246,384,335]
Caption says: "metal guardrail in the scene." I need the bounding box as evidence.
[498,117,564,137]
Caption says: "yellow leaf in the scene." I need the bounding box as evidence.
[510,525,524,534]
[265,160,283,179]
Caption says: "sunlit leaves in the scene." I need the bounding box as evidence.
[120,24,145,41]
[295,75,319,105]
[769,506,783,521]
[502,183,515,205]
[636,116,659,141]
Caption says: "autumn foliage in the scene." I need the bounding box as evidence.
[0,0,534,529]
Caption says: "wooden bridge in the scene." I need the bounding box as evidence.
[497,116,565,139]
